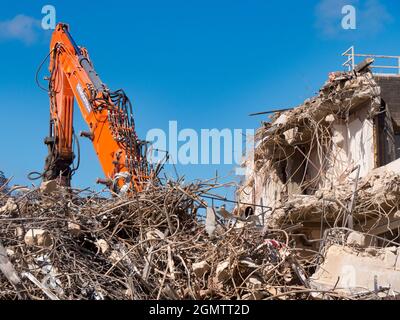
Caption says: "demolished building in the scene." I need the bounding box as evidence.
[238,60,400,239]
[2,50,400,300]
[236,52,400,296]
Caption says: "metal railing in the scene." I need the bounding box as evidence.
[342,46,400,75]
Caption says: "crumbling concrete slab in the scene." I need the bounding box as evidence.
[310,244,400,296]
[96,239,109,254]
[68,222,81,236]
[0,198,18,215]
[192,261,211,278]
[40,180,58,194]
[346,231,366,247]
[24,229,53,247]
[236,67,400,244]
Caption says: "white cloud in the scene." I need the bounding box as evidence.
[0,14,42,45]
[315,0,393,39]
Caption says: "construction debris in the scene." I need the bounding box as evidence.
[233,66,400,299]
[39,180,58,194]
[7,174,394,300]
[237,68,400,239]
[1,180,330,300]
[24,229,53,247]
[0,198,18,215]
[192,261,211,278]
[346,231,366,247]
[2,66,400,300]
[0,240,22,288]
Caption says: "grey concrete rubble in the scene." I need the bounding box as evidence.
[2,63,400,300]
[237,68,400,235]
[236,64,400,298]
[0,198,18,215]
[39,180,58,194]
[24,229,53,247]
[310,231,400,297]
[2,180,333,300]
[192,261,211,278]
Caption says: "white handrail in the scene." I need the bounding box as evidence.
[342,46,400,75]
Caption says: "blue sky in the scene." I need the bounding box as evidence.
[0,0,399,202]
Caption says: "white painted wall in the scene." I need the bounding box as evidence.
[327,106,375,182]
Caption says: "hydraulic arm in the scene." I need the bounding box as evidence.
[42,23,150,193]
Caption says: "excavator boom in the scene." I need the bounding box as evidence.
[42,23,150,193]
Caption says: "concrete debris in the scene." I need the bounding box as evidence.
[0,240,21,288]
[384,250,397,268]
[324,114,335,123]
[24,229,53,247]
[205,207,216,237]
[39,180,58,194]
[1,180,325,300]
[247,276,263,288]
[237,70,400,235]
[96,239,109,254]
[346,231,366,247]
[310,242,400,297]
[109,250,124,265]
[2,68,400,300]
[192,261,211,278]
[15,227,24,239]
[0,198,18,215]
[214,261,230,284]
[233,68,400,299]
[6,248,15,257]
[67,222,81,236]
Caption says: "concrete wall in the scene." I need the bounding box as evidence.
[347,107,375,178]
[238,75,400,226]
[311,244,400,296]
[326,105,375,181]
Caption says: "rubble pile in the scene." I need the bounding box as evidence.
[0,181,330,300]
[233,68,400,299]
[272,167,400,229]
[237,69,399,231]
[250,71,381,186]
[1,67,399,299]
[310,228,400,298]
[254,70,381,157]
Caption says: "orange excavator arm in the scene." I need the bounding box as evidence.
[42,23,150,193]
